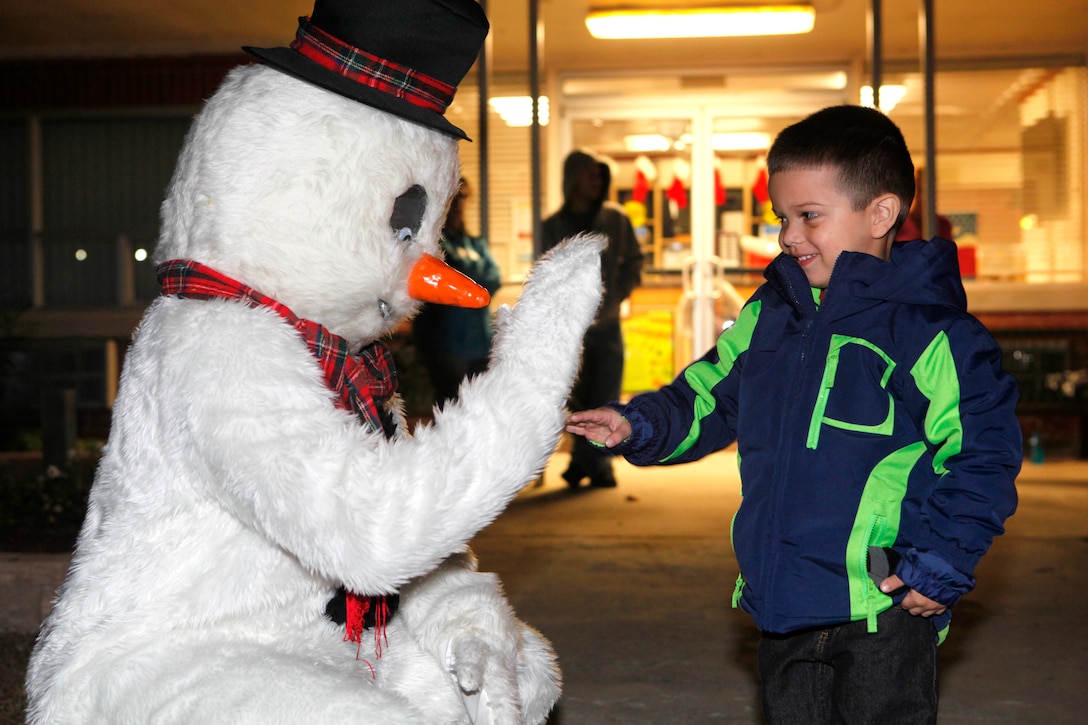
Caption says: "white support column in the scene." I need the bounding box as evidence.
[690,108,716,359]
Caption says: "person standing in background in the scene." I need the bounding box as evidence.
[542,150,643,489]
[414,178,502,408]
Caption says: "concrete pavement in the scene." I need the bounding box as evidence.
[472,451,1088,724]
[3,451,1087,723]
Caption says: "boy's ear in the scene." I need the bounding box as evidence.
[870,193,902,238]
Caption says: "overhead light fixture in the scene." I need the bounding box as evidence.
[860,84,907,113]
[624,134,673,153]
[488,96,549,127]
[585,5,815,39]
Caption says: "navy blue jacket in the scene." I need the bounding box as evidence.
[613,238,1021,636]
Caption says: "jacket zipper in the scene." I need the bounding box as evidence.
[731,509,744,608]
[864,514,885,633]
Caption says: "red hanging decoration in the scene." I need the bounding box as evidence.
[752,164,770,204]
[666,176,688,209]
[715,168,727,207]
[632,169,650,204]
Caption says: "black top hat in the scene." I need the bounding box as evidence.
[244,0,489,140]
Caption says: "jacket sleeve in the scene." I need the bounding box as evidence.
[612,299,760,466]
[896,317,1022,605]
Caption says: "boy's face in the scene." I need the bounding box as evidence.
[769,165,898,289]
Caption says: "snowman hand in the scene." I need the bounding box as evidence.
[398,552,538,724]
[492,303,514,337]
[490,234,604,382]
[444,629,520,724]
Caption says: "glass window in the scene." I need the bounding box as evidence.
[39,116,191,308]
[542,63,1086,284]
[0,120,31,310]
[895,65,1085,282]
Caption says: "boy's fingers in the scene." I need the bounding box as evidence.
[570,408,611,422]
[879,575,905,593]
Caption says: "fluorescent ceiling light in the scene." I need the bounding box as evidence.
[586,5,815,39]
[861,85,907,114]
[625,134,673,152]
[488,96,549,127]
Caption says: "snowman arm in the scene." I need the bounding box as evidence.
[177,235,603,595]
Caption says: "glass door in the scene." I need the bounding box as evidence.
[566,111,710,384]
[565,107,763,370]
[559,70,850,373]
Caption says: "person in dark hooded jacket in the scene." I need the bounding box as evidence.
[565,106,1020,724]
[542,150,643,488]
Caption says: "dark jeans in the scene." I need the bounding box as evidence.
[567,320,625,479]
[758,607,938,725]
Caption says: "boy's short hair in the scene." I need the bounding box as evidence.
[767,105,915,232]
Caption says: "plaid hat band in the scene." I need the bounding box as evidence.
[289,16,455,114]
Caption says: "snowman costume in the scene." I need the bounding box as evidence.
[26,1,603,723]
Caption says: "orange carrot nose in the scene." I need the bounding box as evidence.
[407,253,491,308]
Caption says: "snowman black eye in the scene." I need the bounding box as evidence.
[390,185,427,245]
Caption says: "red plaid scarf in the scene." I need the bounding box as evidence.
[157,259,397,659]
[290,16,456,114]
[157,259,397,436]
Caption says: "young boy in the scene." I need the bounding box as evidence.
[566,105,1021,724]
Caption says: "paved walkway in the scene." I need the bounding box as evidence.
[4,453,1088,723]
[475,453,1088,724]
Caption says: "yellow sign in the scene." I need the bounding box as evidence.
[622,310,674,395]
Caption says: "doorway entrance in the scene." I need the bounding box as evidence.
[559,69,850,367]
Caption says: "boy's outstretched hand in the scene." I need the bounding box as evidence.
[565,408,632,449]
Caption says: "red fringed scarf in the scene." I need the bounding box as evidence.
[157,258,396,664]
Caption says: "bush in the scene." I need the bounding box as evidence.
[0,453,96,553]
[0,632,33,725]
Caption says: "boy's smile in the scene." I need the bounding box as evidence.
[769,165,898,289]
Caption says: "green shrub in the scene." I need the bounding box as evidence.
[0,453,95,553]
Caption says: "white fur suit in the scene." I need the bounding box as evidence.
[25,2,604,722]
